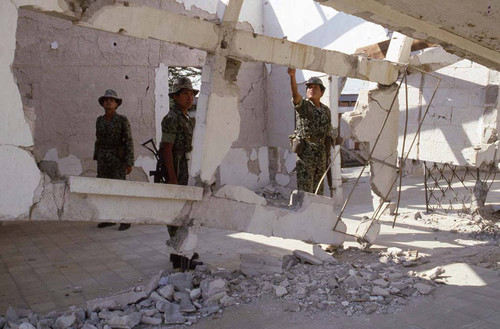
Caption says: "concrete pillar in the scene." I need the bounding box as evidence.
[348,32,413,214]
[328,76,343,201]
[190,0,244,185]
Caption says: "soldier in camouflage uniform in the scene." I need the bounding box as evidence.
[288,68,337,195]
[160,78,196,185]
[93,89,134,230]
[161,77,202,270]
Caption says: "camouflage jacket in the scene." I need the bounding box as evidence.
[93,113,134,167]
[161,105,193,153]
[293,97,337,143]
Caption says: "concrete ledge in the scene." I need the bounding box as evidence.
[68,176,203,201]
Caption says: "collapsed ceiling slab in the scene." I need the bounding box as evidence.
[316,0,500,71]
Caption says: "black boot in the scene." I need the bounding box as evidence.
[118,223,131,231]
[170,254,182,269]
[97,222,116,228]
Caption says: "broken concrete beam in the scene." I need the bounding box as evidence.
[230,30,401,85]
[240,253,283,276]
[190,190,346,246]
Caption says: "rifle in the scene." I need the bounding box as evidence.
[140,139,166,183]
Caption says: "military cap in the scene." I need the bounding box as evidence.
[305,76,325,92]
[98,89,122,106]
[169,77,199,98]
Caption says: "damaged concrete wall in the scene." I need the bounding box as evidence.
[13,8,206,180]
[399,60,500,167]
[0,0,41,221]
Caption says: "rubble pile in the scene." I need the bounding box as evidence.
[0,247,443,328]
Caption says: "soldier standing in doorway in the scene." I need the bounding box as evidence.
[160,77,201,270]
[287,68,337,195]
[93,89,134,231]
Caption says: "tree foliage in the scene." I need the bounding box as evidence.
[168,66,202,91]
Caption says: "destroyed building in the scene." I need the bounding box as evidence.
[0,0,499,323]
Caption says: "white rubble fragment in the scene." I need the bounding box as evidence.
[273,286,287,298]
[427,267,445,280]
[106,312,141,329]
[157,285,174,301]
[387,247,403,256]
[86,291,147,312]
[371,286,390,297]
[54,314,75,329]
[293,250,323,265]
[190,288,201,300]
[312,245,338,263]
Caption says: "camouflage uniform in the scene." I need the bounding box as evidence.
[160,104,194,185]
[293,98,336,194]
[93,113,134,180]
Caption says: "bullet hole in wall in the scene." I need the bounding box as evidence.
[113,42,117,46]
[125,75,129,80]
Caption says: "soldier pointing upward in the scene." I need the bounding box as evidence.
[288,68,337,195]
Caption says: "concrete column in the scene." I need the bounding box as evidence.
[328,76,343,201]
[347,32,413,214]
[190,0,244,184]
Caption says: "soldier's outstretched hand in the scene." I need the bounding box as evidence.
[287,68,296,77]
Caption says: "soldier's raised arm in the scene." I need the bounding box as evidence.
[288,68,302,105]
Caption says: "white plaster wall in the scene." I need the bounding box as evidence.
[398,60,499,166]
[0,1,33,147]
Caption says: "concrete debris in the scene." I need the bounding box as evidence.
[54,314,75,329]
[0,248,439,323]
[414,212,422,220]
[106,312,141,329]
[157,284,175,301]
[240,253,283,276]
[293,250,323,265]
[86,291,148,312]
[312,245,338,263]
[425,267,446,280]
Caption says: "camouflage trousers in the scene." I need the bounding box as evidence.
[97,150,126,180]
[296,141,327,195]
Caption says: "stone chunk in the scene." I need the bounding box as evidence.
[200,278,227,301]
[81,323,97,329]
[169,273,194,291]
[414,283,433,295]
[240,253,283,276]
[414,212,422,220]
[140,316,162,326]
[87,291,147,312]
[426,266,445,280]
[144,270,163,295]
[0,317,6,329]
[274,286,288,297]
[19,323,35,329]
[371,287,390,296]
[312,245,338,263]
[5,307,19,323]
[106,312,141,329]
[54,314,76,329]
[157,284,174,301]
[149,291,167,303]
[162,303,185,325]
[293,250,323,265]
[190,288,201,300]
